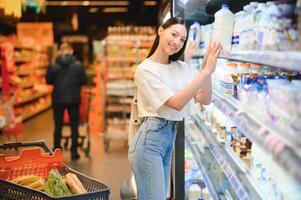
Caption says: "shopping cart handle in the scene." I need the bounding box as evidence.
[0,140,54,155]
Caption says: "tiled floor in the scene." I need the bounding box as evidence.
[0,109,132,200]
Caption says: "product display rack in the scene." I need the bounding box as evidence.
[185,55,301,199]
[211,87,301,184]
[13,45,51,122]
[176,0,301,199]
[103,30,154,151]
[192,51,301,72]
[186,115,265,199]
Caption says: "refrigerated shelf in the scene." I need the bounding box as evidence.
[192,51,301,72]
[212,88,301,186]
[190,117,264,200]
[213,88,301,150]
[185,137,220,200]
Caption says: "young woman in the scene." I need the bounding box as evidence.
[128,17,222,200]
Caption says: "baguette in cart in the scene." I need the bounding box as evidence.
[0,140,110,199]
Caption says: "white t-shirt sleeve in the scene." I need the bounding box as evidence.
[136,68,175,111]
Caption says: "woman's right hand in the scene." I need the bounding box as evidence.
[201,41,222,75]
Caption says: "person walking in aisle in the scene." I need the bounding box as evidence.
[128,17,222,200]
[46,43,87,160]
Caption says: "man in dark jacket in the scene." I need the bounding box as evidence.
[46,43,87,160]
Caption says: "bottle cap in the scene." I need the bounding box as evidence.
[239,63,251,68]
[227,63,238,68]
[222,4,229,9]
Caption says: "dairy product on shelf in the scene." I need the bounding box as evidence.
[188,180,202,200]
[251,144,301,200]
[232,11,244,51]
[189,21,202,47]
[199,1,298,51]
[200,24,213,52]
[213,4,234,52]
[239,4,257,50]
[266,79,301,137]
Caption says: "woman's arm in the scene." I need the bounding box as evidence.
[194,44,213,105]
[165,41,221,111]
[194,75,212,105]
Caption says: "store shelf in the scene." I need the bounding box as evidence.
[14,58,33,63]
[107,57,137,63]
[14,92,49,106]
[190,117,264,200]
[37,63,49,68]
[22,104,52,121]
[20,83,34,89]
[108,74,134,80]
[16,71,32,76]
[192,51,301,72]
[14,45,35,51]
[213,87,301,148]
[185,137,219,200]
[106,105,131,113]
[212,88,301,185]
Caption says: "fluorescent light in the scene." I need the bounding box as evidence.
[46,1,129,6]
[143,1,157,6]
[82,1,90,6]
[102,7,128,13]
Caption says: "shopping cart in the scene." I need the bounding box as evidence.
[0,94,23,140]
[0,140,110,200]
[62,87,92,157]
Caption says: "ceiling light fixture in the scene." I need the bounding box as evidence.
[82,1,90,6]
[102,7,128,13]
[46,1,129,6]
[143,1,157,6]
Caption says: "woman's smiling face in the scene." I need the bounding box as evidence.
[159,24,187,56]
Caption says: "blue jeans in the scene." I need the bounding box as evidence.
[128,117,179,200]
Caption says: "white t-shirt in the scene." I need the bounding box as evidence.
[135,58,197,121]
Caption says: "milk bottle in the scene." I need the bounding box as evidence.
[232,11,244,51]
[213,4,234,52]
[189,21,202,47]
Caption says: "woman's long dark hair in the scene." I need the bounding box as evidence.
[147,17,188,61]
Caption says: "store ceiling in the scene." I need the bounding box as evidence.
[19,0,160,40]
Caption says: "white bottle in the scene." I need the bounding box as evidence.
[188,180,202,200]
[232,11,244,51]
[261,2,281,50]
[213,4,234,52]
[201,24,213,52]
[189,21,202,46]
[254,3,266,50]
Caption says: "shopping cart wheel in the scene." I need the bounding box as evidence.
[63,137,69,150]
[84,146,90,157]
[79,136,85,150]
[104,139,110,152]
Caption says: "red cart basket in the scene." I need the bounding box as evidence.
[0,140,110,200]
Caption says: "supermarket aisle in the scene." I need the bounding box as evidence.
[0,109,132,200]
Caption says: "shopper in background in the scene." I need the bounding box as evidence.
[46,43,87,160]
[128,17,222,200]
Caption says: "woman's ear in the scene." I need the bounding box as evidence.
[158,26,164,36]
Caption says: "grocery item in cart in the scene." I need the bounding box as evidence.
[44,169,72,197]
